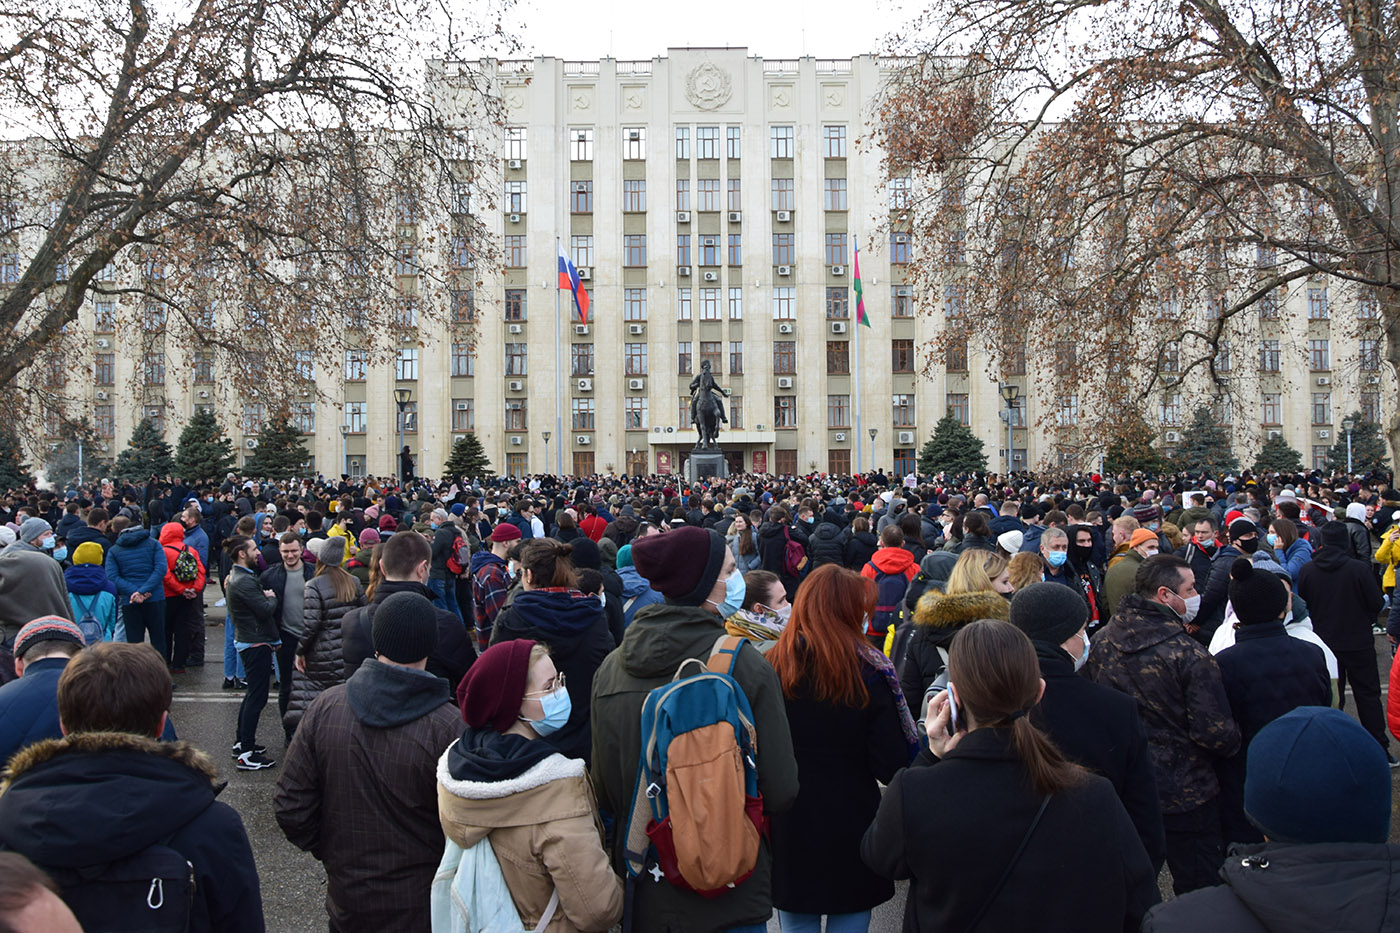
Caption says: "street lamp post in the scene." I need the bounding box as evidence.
[393,388,412,479]
[339,424,348,478]
[77,436,83,487]
[1342,418,1355,475]
[999,382,1020,478]
[868,427,877,473]
[541,431,551,475]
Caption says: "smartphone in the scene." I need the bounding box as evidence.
[945,682,960,736]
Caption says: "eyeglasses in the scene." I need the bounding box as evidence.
[524,671,565,697]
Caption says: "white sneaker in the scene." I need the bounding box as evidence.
[214,598,226,608]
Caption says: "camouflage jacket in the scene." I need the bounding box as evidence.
[1085,593,1241,815]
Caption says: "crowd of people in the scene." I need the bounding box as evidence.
[0,462,1396,931]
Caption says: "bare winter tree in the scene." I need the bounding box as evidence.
[0,0,514,442]
[877,0,1400,468]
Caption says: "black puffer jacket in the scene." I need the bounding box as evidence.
[285,575,366,729]
[842,530,878,570]
[898,589,1010,709]
[807,521,846,568]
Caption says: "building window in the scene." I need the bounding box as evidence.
[1008,345,1027,376]
[771,178,795,211]
[946,342,968,372]
[676,235,691,267]
[892,286,912,318]
[625,343,648,375]
[571,181,593,213]
[504,343,527,376]
[730,395,744,429]
[700,341,722,372]
[570,235,594,268]
[1261,393,1281,424]
[345,349,367,381]
[1214,340,1232,373]
[827,340,850,374]
[448,236,471,271]
[94,353,114,385]
[676,179,690,211]
[143,303,166,329]
[1361,338,1380,371]
[727,179,742,211]
[570,128,593,161]
[945,283,965,317]
[625,396,649,430]
[504,288,527,322]
[294,350,314,381]
[944,229,967,265]
[1361,391,1380,423]
[1307,285,1329,319]
[624,235,647,266]
[697,126,720,159]
[623,127,646,159]
[451,343,474,377]
[623,179,646,212]
[770,125,795,158]
[677,341,692,375]
[824,178,848,211]
[675,126,690,160]
[1312,393,1331,425]
[1161,392,1181,425]
[772,287,795,320]
[343,401,365,433]
[1359,290,1379,319]
[94,301,115,332]
[727,126,742,159]
[396,348,419,380]
[947,393,970,425]
[396,296,419,328]
[828,394,850,428]
[1160,341,1180,373]
[892,448,915,475]
[774,341,796,374]
[774,448,797,475]
[892,339,915,373]
[729,340,744,374]
[826,287,849,319]
[825,233,848,265]
[94,404,114,437]
[823,124,847,158]
[889,177,912,210]
[505,399,527,431]
[893,394,915,427]
[623,288,647,322]
[1057,395,1079,427]
[728,234,742,266]
[504,236,526,267]
[699,235,720,266]
[828,449,851,475]
[728,287,743,319]
[774,395,797,427]
[450,289,475,324]
[505,126,527,161]
[504,180,527,214]
[700,288,721,320]
[1309,339,1330,370]
[1259,292,1280,320]
[452,399,474,431]
[243,403,265,435]
[1312,445,1329,470]
[772,233,794,265]
[293,402,316,435]
[890,232,911,264]
[1259,339,1280,372]
[677,287,692,321]
[506,452,526,476]
[143,352,165,386]
[697,179,721,212]
[572,398,596,430]
[571,342,595,376]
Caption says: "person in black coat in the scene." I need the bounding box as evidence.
[1213,558,1331,846]
[842,516,878,571]
[806,518,846,569]
[863,619,1159,933]
[766,565,917,927]
[1196,518,1257,643]
[757,508,802,602]
[569,536,623,646]
[1008,583,1166,870]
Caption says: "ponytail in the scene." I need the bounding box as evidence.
[1008,716,1083,797]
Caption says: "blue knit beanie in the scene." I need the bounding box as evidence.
[1245,707,1391,844]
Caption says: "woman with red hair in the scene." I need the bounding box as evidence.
[766,563,919,933]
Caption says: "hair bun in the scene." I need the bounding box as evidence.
[1230,556,1254,582]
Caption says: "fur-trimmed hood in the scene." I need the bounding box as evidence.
[0,731,224,867]
[436,743,594,849]
[912,589,1011,628]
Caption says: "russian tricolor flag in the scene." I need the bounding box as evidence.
[558,242,590,325]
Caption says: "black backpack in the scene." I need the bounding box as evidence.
[41,834,196,933]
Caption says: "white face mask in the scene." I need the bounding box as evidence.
[1072,628,1090,671]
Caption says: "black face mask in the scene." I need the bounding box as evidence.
[1069,543,1094,565]
[1237,537,1260,554]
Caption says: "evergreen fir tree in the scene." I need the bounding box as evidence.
[1252,433,1304,474]
[175,408,237,483]
[0,426,33,492]
[443,432,493,478]
[1173,406,1239,475]
[242,413,309,480]
[45,418,108,486]
[112,417,175,482]
[1325,411,1390,475]
[1103,413,1168,475]
[917,412,988,475]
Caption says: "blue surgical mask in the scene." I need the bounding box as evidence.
[52,547,67,562]
[522,685,572,737]
[40,537,54,550]
[712,569,746,618]
[1046,550,1068,568]
[1266,532,1278,548]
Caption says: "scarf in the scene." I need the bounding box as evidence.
[858,643,920,762]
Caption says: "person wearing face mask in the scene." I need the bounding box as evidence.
[489,539,611,764]
[1009,583,1166,872]
[1085,554,1240,895]
[1195,518,1261,645]
[723,569,791,646]
[1037,527,1079,591]
[591,525,798,933]
[1176,516,1218,594]
[274,590,461,933]
[1100,528,1160,625]
[436,639,624,932]
[1066,524,1106,635]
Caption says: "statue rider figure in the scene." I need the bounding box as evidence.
[689,359,730,430]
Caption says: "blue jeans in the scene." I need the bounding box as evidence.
[777,911,872,933]
[224,618,245,679]
[427,578,461,620]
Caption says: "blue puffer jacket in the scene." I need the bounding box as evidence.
[616,564,663,627]
[104,527,167,603]
[1272,537,1313,582]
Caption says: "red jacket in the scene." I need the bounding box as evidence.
[159,522,206,598]
[860,546,918,582]
[579,515,608,542]
[1388,648,1400,744]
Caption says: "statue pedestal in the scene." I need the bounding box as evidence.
[684,448,730,483]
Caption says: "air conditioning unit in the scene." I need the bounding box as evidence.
[677,265,692,277]
[197,390,209,399]
[834,432,847,442]
[777,265,792,276]
[831,322,847,334]
[1368,374,1381,384]
[830,264,846,276]
[577,378,592,391]
[652,426,664,433]
[629,323,644,335]
[576,267,591,280]
[728,211,741,223]
[299,389,310,397]
[664,426,675,433]
[572,181,589,192]
[1165,431,1181,442]
[508,323,523,334]
[508,213,521,224]
[677,211,691,223]
[575,324,589,335]
[95,390,108,400]
[897,431,915,445]
[511,436,523,445]
[778,323,794,334]
[777,377,794,389]
[628,378,645,390]
[701,236,717,247]
[755,424,766,431]
[703,271,719,282]
[507,159,522,169]
[628,130,641,140]
[508,380,524,392]
[95,338,110,349]
[454,401,469,412]
[1268,430,1282,440]
[1316,376,1331,385]
[245,438,258,449]
[576,435,591,445]
[776,210,792,222]
[100,443,110,452]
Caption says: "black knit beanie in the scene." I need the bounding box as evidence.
[1228,558,1288,625]
[372,591,439,662]
[1009,582,1088,646]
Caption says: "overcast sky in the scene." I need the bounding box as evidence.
[502,0,907,60]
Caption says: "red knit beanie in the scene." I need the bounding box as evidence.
[631,525,726,605]
[457,639,536,731]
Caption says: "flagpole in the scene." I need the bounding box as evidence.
[555,235,563,477]
[853,243,863,474]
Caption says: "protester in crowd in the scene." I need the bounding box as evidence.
[1176,514,1218,593]
[275,591,457,933]
[591,525,798,932]
[283,536,365,732]
[728,511,762,573]
[570,536,624,646]
[943,509,995,555]
[859,526,919,649]
[470,522,518,652]
[1196,517,1261,641]
[0,642,265,931]
[427,507,465,619]
[438,639,624,932]
[862,619,1159,931]
[1086,553,1240,894]
[1006,550,1043,591]
[614,542,663,629]
[0,618,86,763]
[1101,528,1159,623]
[346,529,378,588]
[722,568,790,646]
[63,541,117,642]
[260,531,314,736]
[159,521,206,673]
[758,505,805,602]
[767,564,917,932]
[225,534,280,771]
[1267,516,1312,581]
[899,550,1011,706]
[842,515,879,570]
[104,519,167,652]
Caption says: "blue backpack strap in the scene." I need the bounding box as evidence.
[706,634,746,676]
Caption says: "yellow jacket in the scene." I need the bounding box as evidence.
[1376,524,1400,590]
